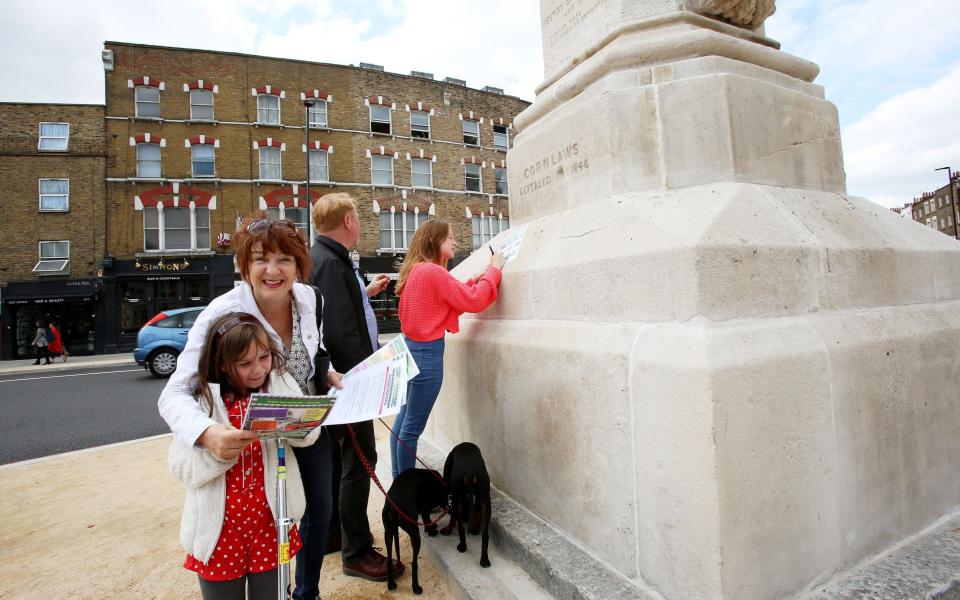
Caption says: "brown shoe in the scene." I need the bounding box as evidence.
[342,548,404,582]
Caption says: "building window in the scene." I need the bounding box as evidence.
[39,179,69,211]
[370,105,391,134]
[259,147,282,180]
[462,119,479,145]
[493,124,509,149]
[309,149,329,182]
[308,101,328,128]
[267,206,310,240]
[144,206,210,251]
[379,210,428,251]
[257,94,281,125]
[34,240,70,274]
[410,111,430,139]
[137,143,162,178]
[135,85,161,118]
[38,122,69,151]
[191,145,216,177]
[411,159,432,188]
[465,163,482,192]
[190,89,214,120]
[371,155,394,185]
[495,167,508,195]
[472,214,510,250]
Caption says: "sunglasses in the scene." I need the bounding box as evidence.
[247,218,299,235]
[214,313,262,338]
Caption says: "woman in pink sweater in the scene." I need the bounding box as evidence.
[390,220,505,477]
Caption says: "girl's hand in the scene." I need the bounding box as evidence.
[198,424,259,461]
[490,251,506,270]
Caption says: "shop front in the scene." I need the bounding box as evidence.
[99,254,235,352]
[1,278,99,360]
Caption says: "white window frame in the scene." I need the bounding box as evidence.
[410,110,430,139]
[137,142,162,178]
[308,100,328,128]
[309,149,329,182]
[135,85,161,118]
[191,144,216,178]
[370,105,392,134]
[257,94,281,125]
[462,119,480,145]
[189,89,215,121]
[494,167,508,195]
[471,213,509,250]
[39,178,69,212]
[34,240,70,274]
[411,158,432,188]
[379,208,428,251]
[259,146,282,180]
[38,122,69,151]
[143,205,211,251]
[493,124,509,149]
[371,155,394,186]
[266,205,311,240]
[465,163,482,192]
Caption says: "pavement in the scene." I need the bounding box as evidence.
[0,352,134,376]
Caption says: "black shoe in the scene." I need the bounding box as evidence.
[32,361,41,365]
[324,532,342,555]
[44,361,52,365]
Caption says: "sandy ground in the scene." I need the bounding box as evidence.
[0,426,454,599]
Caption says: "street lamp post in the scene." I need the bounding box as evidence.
[304,100,316,233]
[935,166,958,240]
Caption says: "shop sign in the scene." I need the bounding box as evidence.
[134,258,192,272]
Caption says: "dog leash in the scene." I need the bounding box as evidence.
[345,423,450,528]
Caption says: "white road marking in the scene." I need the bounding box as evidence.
[0,369,143,383]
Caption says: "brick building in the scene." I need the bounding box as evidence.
[907,176,959,239]
[99,41,529,352]
[0,103,106,359]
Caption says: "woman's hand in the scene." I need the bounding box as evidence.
[489,251,506,270]
[326,370,344,390]
[366,274,390,297]
[197,424,259,461]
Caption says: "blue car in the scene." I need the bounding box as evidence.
[134,306,206,378]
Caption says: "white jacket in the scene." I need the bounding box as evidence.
[159,281,324,447]
[168,371,319,564]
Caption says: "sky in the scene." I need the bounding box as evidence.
[2,0,957,209]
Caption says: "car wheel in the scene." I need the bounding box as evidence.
[148,349,179,378]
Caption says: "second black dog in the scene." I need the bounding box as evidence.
[382,468,448,594]
[440,442,492,567]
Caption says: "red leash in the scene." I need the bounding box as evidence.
[345,422,450,528]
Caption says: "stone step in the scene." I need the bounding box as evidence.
[418,440,655,600]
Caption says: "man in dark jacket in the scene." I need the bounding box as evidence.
[309,192,396,582]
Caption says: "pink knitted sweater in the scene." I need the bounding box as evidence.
[399,262,502,342]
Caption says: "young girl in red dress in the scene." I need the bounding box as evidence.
[169,312,321,600]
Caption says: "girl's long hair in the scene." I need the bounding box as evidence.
[193,312,285,415]
[396,220,451,295]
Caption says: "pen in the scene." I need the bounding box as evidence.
[489,246,495,255]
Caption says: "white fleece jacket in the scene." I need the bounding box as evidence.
[168,371,321,564]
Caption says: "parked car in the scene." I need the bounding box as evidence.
[134,307,205,378]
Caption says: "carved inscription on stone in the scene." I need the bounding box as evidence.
[541,0,614,75]
[517,142,589,197]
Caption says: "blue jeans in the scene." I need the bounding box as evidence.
[391,337,445,478]
[292,429,333,600]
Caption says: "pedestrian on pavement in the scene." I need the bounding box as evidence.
[170,311,321,600]
[159,217,341,600]
[31,319,52,365]
[390,220,505,478]
[46,320,69,362]
[309,192,401,582]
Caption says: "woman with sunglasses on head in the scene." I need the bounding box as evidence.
[390,220,505,478]
[159,218,340,600]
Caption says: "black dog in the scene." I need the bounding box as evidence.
[382,468,447,594]
[440,442,491,568]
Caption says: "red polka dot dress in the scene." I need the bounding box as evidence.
[184,395,302,580]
